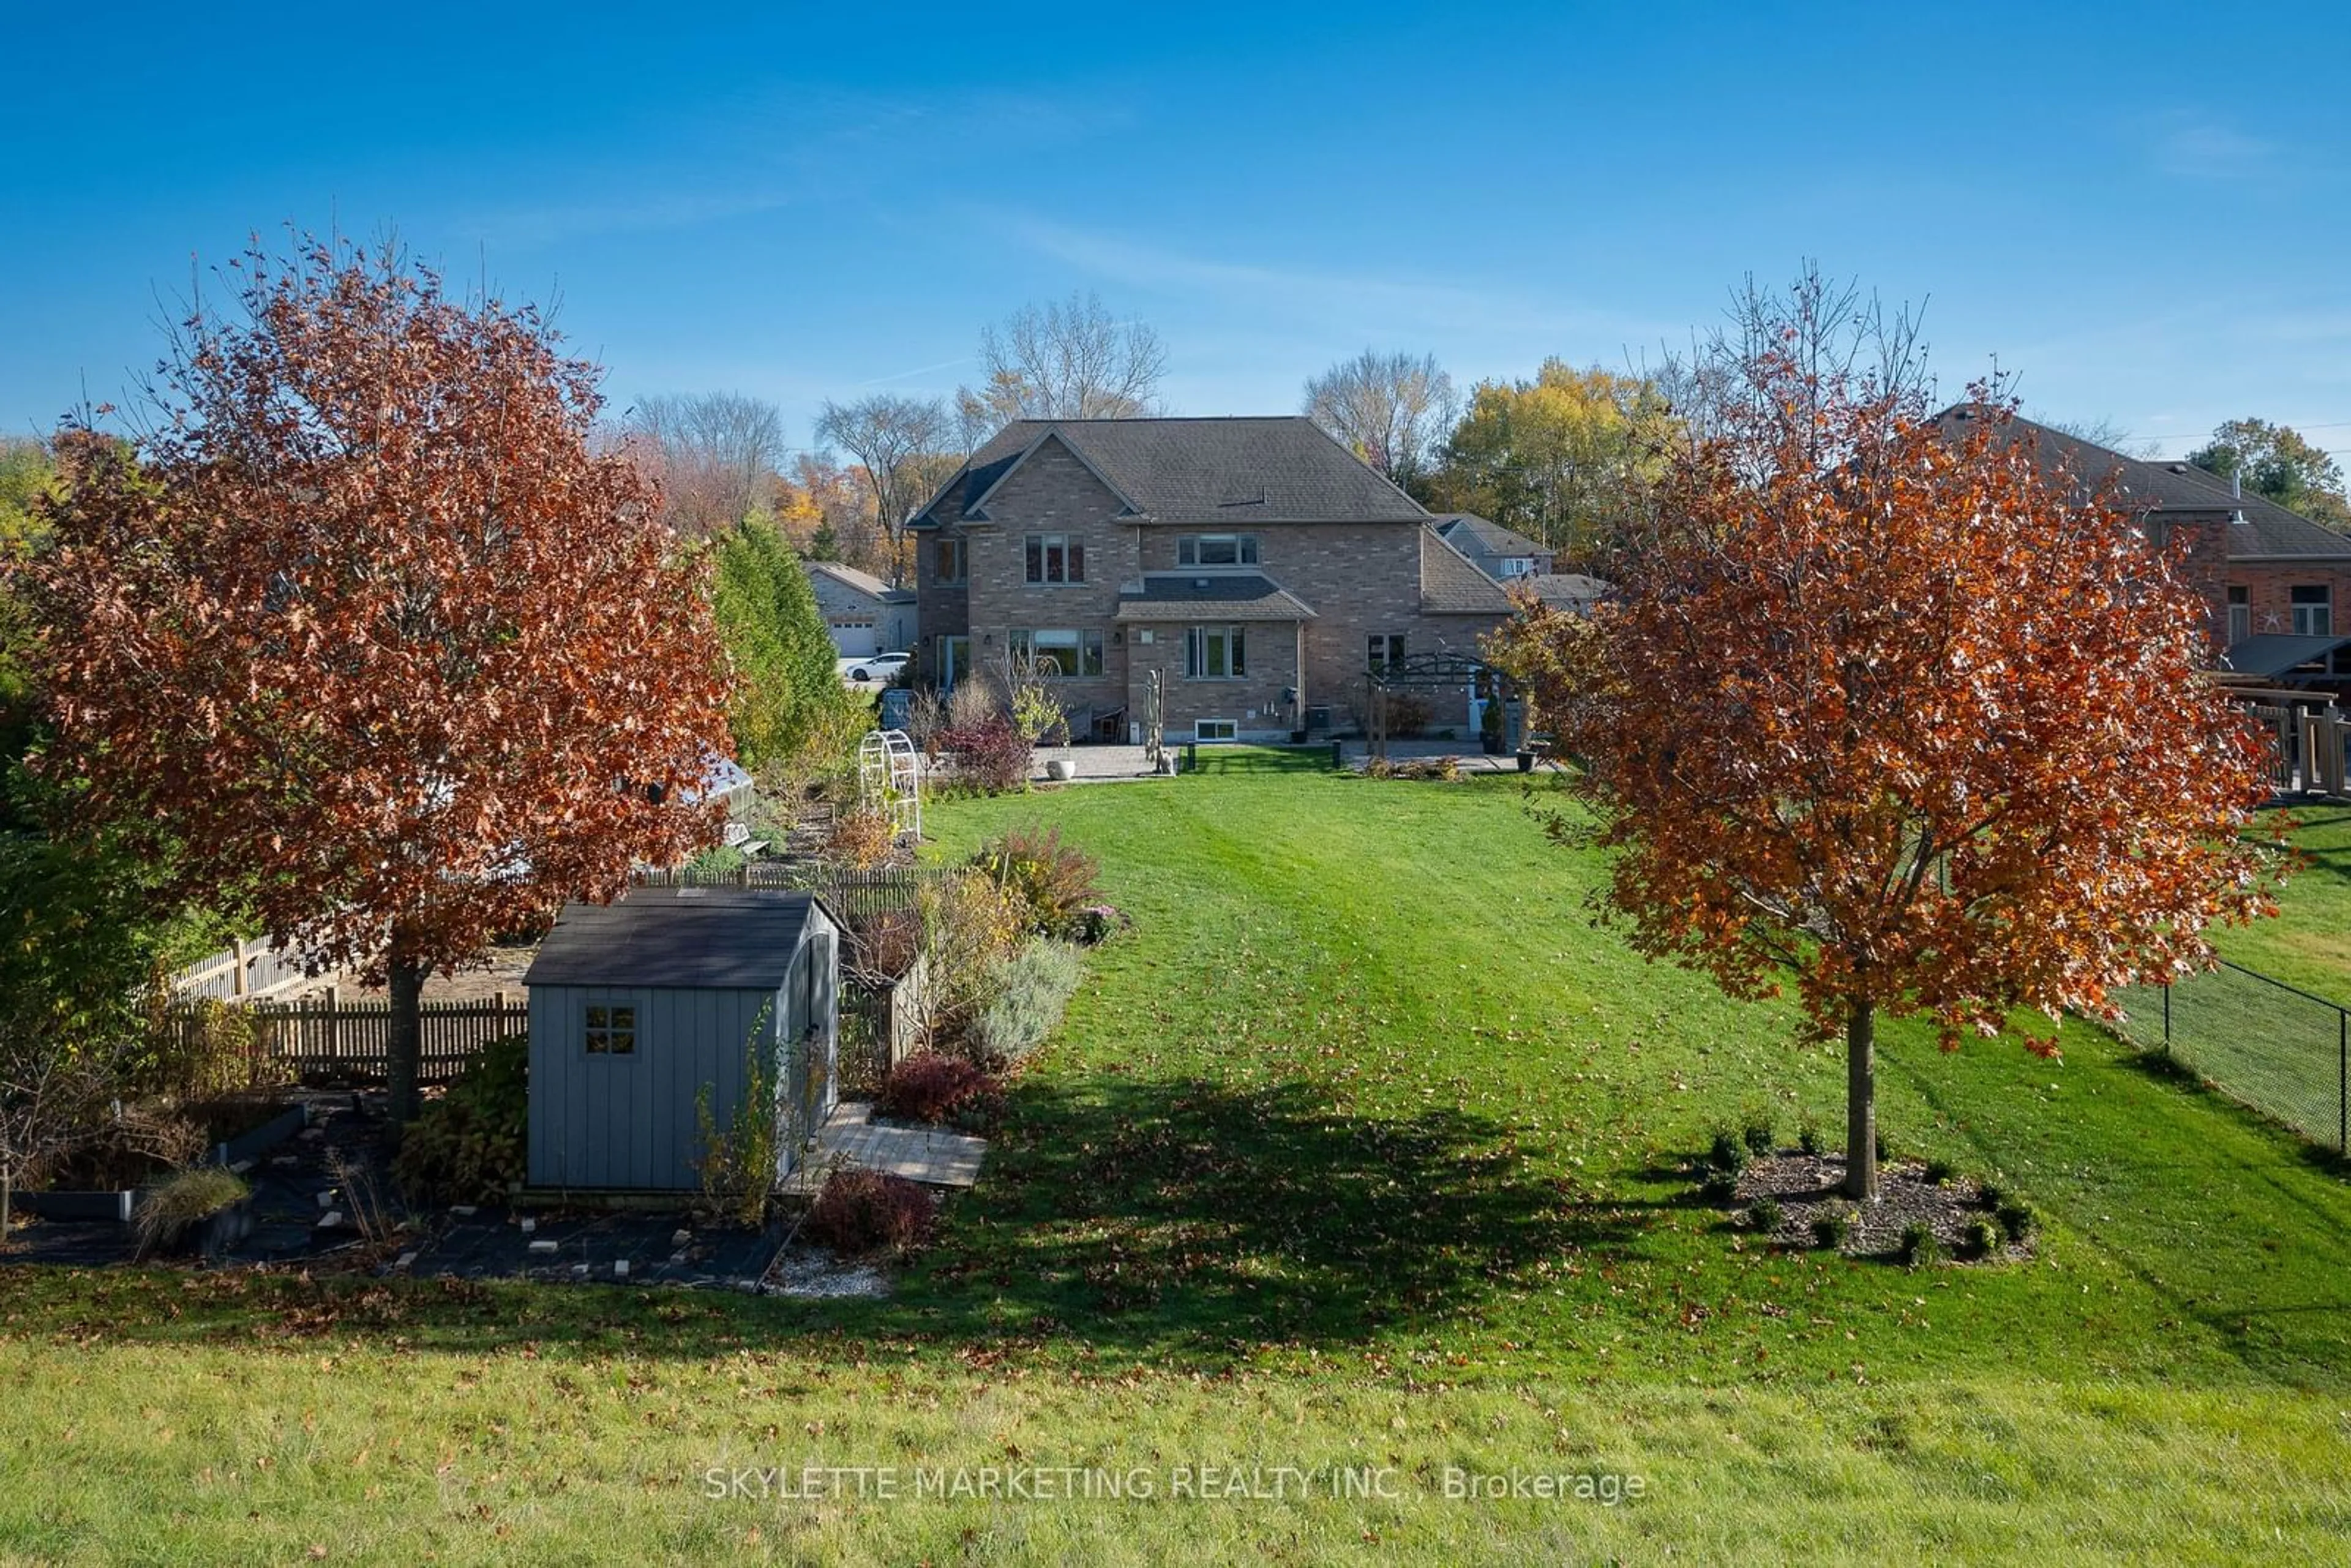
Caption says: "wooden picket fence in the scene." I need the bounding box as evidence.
[162,994,528,1086]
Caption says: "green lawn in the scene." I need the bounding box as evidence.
[3,758,2349,1562]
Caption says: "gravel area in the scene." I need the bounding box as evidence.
[761,1245,892,1299]
[1726,1152,2034,1262]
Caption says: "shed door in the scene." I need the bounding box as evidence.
[799,931,838,1138]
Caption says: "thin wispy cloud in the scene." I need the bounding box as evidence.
[2148,113,2290,184]
[858,355,972,388]
[990,212,1670,347]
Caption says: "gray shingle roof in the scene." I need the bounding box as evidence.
[912,417,1430,529]
[1114,574,1317,622]
[1419,526,1515,615]
[2218,633,2351,678]
[1932,407,2351,561]
[1433,512,1547,559]
[1520,572,1609,612]
[523,890,817,991]
[805,559,916,604]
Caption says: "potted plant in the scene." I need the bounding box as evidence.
[1480,692,1506,756]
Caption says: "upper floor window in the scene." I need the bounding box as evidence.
[1025,533,1086,584]
[1010,628,1105,678]
[2227,583,2251,645]
[1498,556,1535,577]
[1177,534,1259,568]
[2292,583,2331,637]
[1185,625,1247,680]
[1367,634,1404,674]
[932,536,966,585]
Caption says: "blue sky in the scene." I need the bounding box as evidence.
[7,2,2351,463]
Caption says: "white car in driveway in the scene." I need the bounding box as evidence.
[845,651,910,684]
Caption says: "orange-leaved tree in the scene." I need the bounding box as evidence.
[1494,302,2282,1201]
[24,238,732,1122]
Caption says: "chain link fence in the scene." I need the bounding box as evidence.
[2109,961,2350,1156]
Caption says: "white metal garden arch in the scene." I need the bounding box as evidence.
[858,729,924,843]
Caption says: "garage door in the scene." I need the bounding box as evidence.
[831,620,879,658]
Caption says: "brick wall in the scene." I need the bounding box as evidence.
[960,440,1134,714]
[917,433,1504,735]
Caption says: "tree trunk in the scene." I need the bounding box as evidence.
[1843,999,1878,1201]
[386,942,427,1125]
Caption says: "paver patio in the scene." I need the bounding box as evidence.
[781,1100,988,1195]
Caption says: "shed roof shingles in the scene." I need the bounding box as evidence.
[523,890,816,991]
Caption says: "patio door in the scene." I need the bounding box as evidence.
[940,635,972,692]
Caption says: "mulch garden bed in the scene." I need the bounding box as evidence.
[1720,1151,2036,1262]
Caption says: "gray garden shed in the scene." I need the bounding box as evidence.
[522,888,839,1191]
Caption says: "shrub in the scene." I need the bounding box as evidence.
[392,1033,527,1206]
[1796,1117,1824,1157]
[133,1165,248,1258]
[144,997,286,1100]
[694,1010,784,1228]
[1962,1217,2001,1259]
[48,1104,209,1191]
[1996,1201,2038,1244]
[1698,1169,1740,1204]
[937,717,1032,795]
[1922,1157,1955,1185]
[1976,1182,2010,1212]
[1740,1106,1775,1156]
[684,841,745,878]
[973,942,1086,1064]
[1398,756,1459,782]
[824,808,896,871]
[1897,1221,1941,1266]
[1385,692,1433,737]
[877,1051,997,1125]
[1747,1196,1784,1232]
[805,1168,937,1257]
[1706,1128,1750,1174]
[974,825,1103,939]
[1070,903,1130,945]
[1812,1209,1852,1249]
[914,872,1028,1050]
[946,677,999,733]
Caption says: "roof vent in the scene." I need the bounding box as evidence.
[2168,463,2189,474]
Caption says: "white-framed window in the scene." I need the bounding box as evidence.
[1009,627,1106,678]
[584,1002,637,1056]
[1195,719,1239,742]
[1185,625,1247,680]
[933,536,966,585]
[2292,584,2331,637]
[1367,634,1404,674]
[1024,533,1086,584]
[2227,584,2251,645]
[1498,557,1535,577]
[1177,533,1260,568]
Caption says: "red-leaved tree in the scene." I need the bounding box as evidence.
[25,238,733,1121]
[1496,286,2283,1199]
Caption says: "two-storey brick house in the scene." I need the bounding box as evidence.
[1933,408,2351,678]
[908,417,1512,742]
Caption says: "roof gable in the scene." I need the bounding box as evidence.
[913,416,1430,529]
[1420,525,1514,615]
[1433,512,1547,558]
[963,427,1146,522]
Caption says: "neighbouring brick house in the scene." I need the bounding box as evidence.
[1934,408,2351,669]
[804,560,918,659]
[907,417,1513,741]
